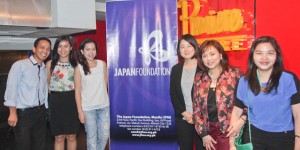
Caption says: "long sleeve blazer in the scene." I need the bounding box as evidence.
[193,67,243,137]
[169,61,200,119]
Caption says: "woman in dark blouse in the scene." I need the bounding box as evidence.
[170,34,203,150]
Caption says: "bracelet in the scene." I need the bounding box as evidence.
[240,117,246,124]
[296,135,300,138]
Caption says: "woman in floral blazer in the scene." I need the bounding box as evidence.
[193,40,243,150]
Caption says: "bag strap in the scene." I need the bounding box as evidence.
[247,88,252,143]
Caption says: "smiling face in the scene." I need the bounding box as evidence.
[201,46,222,71]
[253,42,277,72]
[179,39,195,60]
[33,40,51,64]
[81,42,97,61]
[57,40,72,60]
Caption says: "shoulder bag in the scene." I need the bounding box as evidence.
[235,89,253,150]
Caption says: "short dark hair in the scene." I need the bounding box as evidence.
[177,34,198,59]
[34,37,51,48]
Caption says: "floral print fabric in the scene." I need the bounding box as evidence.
[193,67,243,137]
[49,62,75,91]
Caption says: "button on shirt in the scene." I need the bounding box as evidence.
[4,56,48,108]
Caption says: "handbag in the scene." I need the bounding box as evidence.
[235,88,253,150]
[235,125,253,150]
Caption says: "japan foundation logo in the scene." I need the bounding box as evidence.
[138,30,170,65]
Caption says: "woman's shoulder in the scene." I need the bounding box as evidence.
[95,59,108,69]
[280,71,299,84]
[281,70,297,78]
[228,66,242,73]
[46,59,52,64]
[45,60,52,69]
[171,61,183,69]
[237,75,247,86]
[226,67,244,77]
[95,59,107,65]
[170,62,184,75]
[195,71,207,80]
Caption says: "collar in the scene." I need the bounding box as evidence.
[29,55,45,68]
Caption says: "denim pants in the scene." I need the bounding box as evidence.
[84,106,110,150]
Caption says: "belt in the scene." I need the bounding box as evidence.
[51,90,74,94]
[17,105,45,112]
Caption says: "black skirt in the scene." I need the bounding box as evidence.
[48,90,80,136]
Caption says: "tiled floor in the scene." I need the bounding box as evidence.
[0,123,109,150]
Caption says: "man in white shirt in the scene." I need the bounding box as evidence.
[4,37,51,150]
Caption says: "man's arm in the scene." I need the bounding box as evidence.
[4,62,21,126]
[8,107,18,127]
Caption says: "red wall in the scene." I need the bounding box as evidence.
[256,0,300,77]
[73,20,107,62]
[74,1,300,77]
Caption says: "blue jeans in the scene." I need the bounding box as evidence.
[84,106,110,150]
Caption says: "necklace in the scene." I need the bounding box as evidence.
[208,68,221,91]
[211,82,217,91]
[256,69,267,92]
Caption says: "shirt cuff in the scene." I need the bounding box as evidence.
[234,98,246,109]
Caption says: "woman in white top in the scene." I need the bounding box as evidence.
[74,39,110,150]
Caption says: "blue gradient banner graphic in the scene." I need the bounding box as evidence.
[106,0,178,149]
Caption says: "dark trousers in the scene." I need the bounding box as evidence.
[208,122,230,150]
[175,118,205,150]
[13,106,47,150]
[243,124,294,150]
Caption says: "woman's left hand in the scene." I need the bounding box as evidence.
[202,135,217,150]
[226,118,244,137]
[182,111,193,124]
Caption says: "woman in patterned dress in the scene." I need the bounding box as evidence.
[46,35,80,150]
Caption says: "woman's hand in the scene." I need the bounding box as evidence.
[229,136,237,150]
[202,135,217,150]
[78,111,86,124]
[182,111,193,124]
[229,146,237,150]
[227,117,245,137]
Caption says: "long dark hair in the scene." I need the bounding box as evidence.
[177,34,198,59]
[77,38,98,75]
[197,40,229,73]
[50,35,77,73]
[246,36,283,95]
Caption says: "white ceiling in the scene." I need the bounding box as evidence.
[95,0,106,20]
